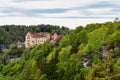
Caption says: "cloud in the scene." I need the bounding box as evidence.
[0,7,70,16]
[0,17,113,29]
[0,0,81,9]
[40,10,85,18]
[87,1,114,8]
[13,0,41,2]
[0,0,119,28]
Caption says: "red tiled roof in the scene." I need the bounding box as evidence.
[50,35,63,41]
[56,35,63,42]
[55,35,63,45]
[50,35,54,40]
[28,32,63,45]
[29,32,50,38]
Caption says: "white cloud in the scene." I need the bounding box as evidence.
[87,8,113,15]
[0,12,8,16]
[40,10,85,18]
[0,17,113,29]
[0,0,105,9]
[0,0,119,29]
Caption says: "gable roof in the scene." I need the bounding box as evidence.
[28,32,50,38]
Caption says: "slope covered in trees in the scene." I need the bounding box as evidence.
[0,20,120,80]
[0,24,70,44]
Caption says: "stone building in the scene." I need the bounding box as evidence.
[25,32,63,48]
[25,32,50,48]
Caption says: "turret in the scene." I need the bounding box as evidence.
[54,33,58,41]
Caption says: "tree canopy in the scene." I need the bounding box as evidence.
[0,20,120,80]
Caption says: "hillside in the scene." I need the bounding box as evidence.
[0,20,120,80]
[0,24,70,44]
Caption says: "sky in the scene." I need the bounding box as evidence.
[0,0,120,29]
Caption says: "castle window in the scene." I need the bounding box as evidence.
[27,35,30,39]
[32,41,34,43]
[27,40,30,42]
[27,43,30,46]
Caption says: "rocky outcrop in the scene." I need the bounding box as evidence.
[82,44,116,68]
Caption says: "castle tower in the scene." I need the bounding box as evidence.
[54,33,58,41]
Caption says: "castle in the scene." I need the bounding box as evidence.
[25,32,63,48]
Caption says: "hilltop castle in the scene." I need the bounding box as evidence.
[25,32,63,48]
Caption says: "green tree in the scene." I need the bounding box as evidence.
[39,74,48,80]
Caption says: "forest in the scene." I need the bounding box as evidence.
[0,24,70,44]
[0,19,120,80]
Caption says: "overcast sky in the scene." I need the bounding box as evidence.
[0,0,120,29]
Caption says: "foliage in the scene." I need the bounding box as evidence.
[0,24,70,44]
[0,20,120,80]
[39,74,48,80]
